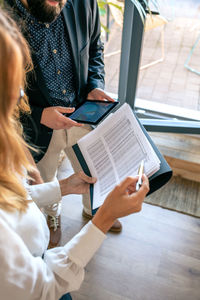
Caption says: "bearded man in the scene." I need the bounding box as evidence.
[5,0,122,247]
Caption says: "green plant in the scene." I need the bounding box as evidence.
[97,0,154,23]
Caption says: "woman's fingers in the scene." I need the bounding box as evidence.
[118,176,140,193]
[131,174,149,198]
[79,171,97,184]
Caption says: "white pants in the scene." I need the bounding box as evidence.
[37,125,93,216]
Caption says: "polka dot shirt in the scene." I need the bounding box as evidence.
[15,0,76,107]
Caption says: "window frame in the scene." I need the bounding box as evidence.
[118,0,200,134]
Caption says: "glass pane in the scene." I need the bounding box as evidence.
[136,0,200,119]
[99,2,123,96]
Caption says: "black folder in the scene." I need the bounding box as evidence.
[135,114,172,196]
[73,115,172,215]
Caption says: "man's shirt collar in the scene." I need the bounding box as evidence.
[15,0,52,27]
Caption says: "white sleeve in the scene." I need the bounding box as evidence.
[27,179,62,208]
[0,220,106,300]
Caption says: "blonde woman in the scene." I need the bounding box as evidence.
[0,9,149,300]
[2,8,98,250]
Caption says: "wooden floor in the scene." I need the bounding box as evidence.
[60,194,200,300]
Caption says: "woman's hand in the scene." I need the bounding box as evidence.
[24,147,44,185]
[28,169,44,185]
[59,171,97,196]
[92,175,149,233]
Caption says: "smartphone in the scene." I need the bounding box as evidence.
[68,99,119,125]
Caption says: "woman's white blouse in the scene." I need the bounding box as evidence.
[0,181,106,300]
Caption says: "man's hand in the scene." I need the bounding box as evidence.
[92,175,149,233]
[41,106,83,130]
[59,171,97,196]
[87,88,115,102]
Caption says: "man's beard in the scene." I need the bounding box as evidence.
[27,0,66,23]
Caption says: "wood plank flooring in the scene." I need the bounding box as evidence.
[149,133,200,183]
[60,194,200,300]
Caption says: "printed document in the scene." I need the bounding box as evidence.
[77,103,160,209]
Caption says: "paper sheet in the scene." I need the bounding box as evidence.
[77,103,160,209]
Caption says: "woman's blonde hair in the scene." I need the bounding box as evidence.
[0,8,32,117]
[0,9,33,212]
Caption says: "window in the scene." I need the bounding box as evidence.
[118,0,200,134]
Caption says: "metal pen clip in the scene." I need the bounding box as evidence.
[136,160,144,191]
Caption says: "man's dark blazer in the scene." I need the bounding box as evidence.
[5,0,105,162]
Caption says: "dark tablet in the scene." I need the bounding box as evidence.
[69,100,119,125]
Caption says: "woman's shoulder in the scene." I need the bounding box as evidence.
[0,206,20,231]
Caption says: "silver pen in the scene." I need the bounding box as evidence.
[136,160,144,191]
